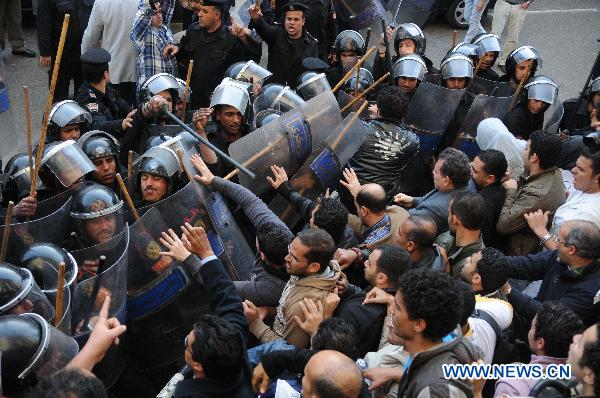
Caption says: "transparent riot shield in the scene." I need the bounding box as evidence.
[453,94,513,158]
[70,227,129,388]
[33,189,73,219]
[40,141,95,188]
[0,198,72,263]
[332,0,385,29]
[491,80,517,97]
[386,0,436,27]
[230,91,342,197]
[403,82,466,152]
[269,112,368,227]
[544,99,564,134]
[337,90,369,119]
[468,76,500,96]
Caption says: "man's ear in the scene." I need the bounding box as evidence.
[414,318,427,334]
[307,262,321,274]
[406,240,416,252]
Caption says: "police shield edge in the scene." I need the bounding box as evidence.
[332,0,385,30]
[403,82,466,152]
[544,99,564,134]
[230,91,342,197]
[384,0,436,27]
[0,198,73,263]
[453,93,514,158]
[269,111,368,227]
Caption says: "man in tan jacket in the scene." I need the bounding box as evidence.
[496,130,565,255]
[243,229,341,349]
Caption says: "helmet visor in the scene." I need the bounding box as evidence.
[49,101,92,128]
[527,82,558,104]
[41,141,95,188]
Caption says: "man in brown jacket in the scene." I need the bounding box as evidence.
[243,229,341,349]
[496,130,566,256]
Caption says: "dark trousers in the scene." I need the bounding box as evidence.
[0,0,25,50]
[49,59,83,102]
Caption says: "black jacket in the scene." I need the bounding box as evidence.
[36,0,93,61]
[75,81,132,138]
[560,98,592,133]
[204,121,250,179]
[349,118,420,200]
[476,67,500,81]
[173,256,253,398]
[501,99,544,140]
[253,18,318,87]
[478,182,506,250]
[505,250,600,326]
[177,23,249,108]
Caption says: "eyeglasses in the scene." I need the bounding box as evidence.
[287,244,300,263]
[552,235,566,246]
[184,335,193,354]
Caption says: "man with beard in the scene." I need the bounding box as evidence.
[249,1,318,87]
[79,131,120,191]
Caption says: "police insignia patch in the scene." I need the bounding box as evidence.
[146,240,161,260]
[90,199,109,212]
[87,103,99,112]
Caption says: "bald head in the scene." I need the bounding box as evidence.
[302,350,362,398]
[356,183,387,214]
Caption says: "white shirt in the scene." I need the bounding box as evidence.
[466,297,513,364]
[81,0,139,84]
[551,190,600,233]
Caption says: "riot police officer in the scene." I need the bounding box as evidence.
[326,30,365,88]
[0,263,55,320]
[135,147,181,206]
[47,100,92,143]
[39,140,96,195]
[502,75,558,139]
[120,73,180,164]
[391,54,428,100]
[75,48,137,138]
[69,182,125,250]
[495,45,542,97]
[19,242,79,291]
[1,153,49,220]
[470,33,502,81]
[79,130,121,190]
[561,77,600,133]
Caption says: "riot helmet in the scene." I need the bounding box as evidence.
[79,131,120,187]
[175,77,192,104]
[0,263,55,320]
[142,133,174,153]
[47,100,92,142]
[506,46,542,79]
[394,23,426,56]
[70,182,124,246]
[524,75,558,105]
[392,54,428,81]
[253,109,282,129]
[232,60,273,86]
[470,33,501,56]
[139,73,180,108]
[0,313,79,394]
[2,153,44,200]
[447,43,479,62]
[19,243,78,293]
[253,83,306,115]
[297,71,332,100]
[39,140,95,190]
[343,68,374,94]
[440,53,474,81]
[225,62,246,81]
[135,146,180,202]
[210,78,251,115]
[333,30,365,55]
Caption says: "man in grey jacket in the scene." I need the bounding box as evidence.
[191,154,293,307]
[81,0,138,104]
[394,148,474,234]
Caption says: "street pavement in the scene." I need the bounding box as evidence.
[0,0,598,161]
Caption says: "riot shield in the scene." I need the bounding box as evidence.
[269,112,368,227]
[403,82,466,152]
[70,227,129,388]
[468,76,500,96]
[386,0,436,27]
[544,99,564,134]
[453,94,513,158]
[33,189,73,219]
[40,140,95,188]
[332,0,385,30]
[0,198,72,263]
[230,91,342,197]
[337,90,369,119]
[491,80,517,97]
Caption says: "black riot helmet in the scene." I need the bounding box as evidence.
[19,243,78,293]
[47,100,92,142]
[38,140,95,191]
[297,71,332,100]
[505,45,542,80]
[78,130,119,161]
[2,153,44,200]
[225,62,246,81]
[70,182,124,246]
[135,146,180,197]
[332,30,365,55]
[142,133,174,153]
[0,263,55,320]
[0,313,79,395]
[139,73,180,108]
[343,68,374,93]
[394,23,426,56]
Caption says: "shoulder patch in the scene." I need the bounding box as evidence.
[88,91,96,98]
[87,103,99,112]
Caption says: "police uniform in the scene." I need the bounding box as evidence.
[205,120,251,179]
[176,0,249,109]
[253,2,319,88]
[75,48,133,138]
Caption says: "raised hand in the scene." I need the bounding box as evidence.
[181,223,214,260]
[266,165,288,190]
[340,168,361,198]
[190,154,215,185]
[159,228,191,262]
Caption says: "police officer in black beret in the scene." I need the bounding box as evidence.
[75,48,137,139]
[249,1,318,88]
[175,0,250,109]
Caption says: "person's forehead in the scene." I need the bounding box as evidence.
[286,10,303,18]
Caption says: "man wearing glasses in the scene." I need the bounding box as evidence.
[500,220,600,338]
